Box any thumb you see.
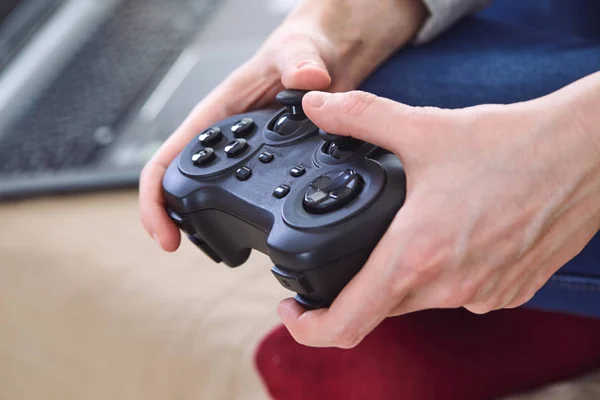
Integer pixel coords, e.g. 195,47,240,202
275,39,332,90
303,90,433,153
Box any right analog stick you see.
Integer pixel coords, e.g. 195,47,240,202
319,129,363,159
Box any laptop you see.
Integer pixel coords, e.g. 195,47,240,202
0,0,296,200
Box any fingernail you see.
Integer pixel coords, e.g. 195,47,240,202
152,233,163,250
305,91,329,109
296,60,321,70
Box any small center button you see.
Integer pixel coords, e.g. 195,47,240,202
231,118,255,138
290,166,306,177
236,166,252,181
192,148,215,166
224,139,249,157
198,127,222,146
259,152,274,163
273,184,290,198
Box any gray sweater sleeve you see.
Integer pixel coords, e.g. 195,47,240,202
414,0,492,44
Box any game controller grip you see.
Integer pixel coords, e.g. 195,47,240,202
179,209,260,267
272,248,372,309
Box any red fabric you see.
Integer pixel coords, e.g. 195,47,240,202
254,308,600,400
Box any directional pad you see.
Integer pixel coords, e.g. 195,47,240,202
303,169,364,214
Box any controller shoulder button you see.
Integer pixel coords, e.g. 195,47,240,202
271,265,313,295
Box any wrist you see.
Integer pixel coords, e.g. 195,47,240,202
289,0,427,81
548,71,600,160
314,0,427,46
542,71,600,225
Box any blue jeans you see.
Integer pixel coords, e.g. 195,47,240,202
359,1,600,319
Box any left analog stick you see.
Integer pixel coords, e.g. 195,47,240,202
274,90,309,136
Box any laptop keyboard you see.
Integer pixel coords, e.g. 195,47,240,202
0,0,221,176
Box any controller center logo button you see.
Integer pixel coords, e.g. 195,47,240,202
224,138,249,157
198,127,223,146
303,169,364,214
191,147,216,166
231,118,255,138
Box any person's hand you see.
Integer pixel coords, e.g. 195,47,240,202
139,0,427,251
278,73,600,348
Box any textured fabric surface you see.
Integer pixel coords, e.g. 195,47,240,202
415,0,491,43
255,309,600,400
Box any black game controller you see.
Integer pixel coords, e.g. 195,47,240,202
162,90,407,309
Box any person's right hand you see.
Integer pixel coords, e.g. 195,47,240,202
139,0,428,252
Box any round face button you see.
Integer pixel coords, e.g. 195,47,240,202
198,127,223,146
303,169,364,214
224,138,249,157
231,118,255,138
191,148,216,166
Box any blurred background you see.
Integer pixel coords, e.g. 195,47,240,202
0,0,298,200
0,1,298,399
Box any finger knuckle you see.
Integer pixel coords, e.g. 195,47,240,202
341,91,378,118
510,277,545,308
505,296,527,309
384,245,450,300
332,326,363,349
405,246,450,284
459,275,490,303
291,332,312,347
139,162,152,182
531,274,551,292
465,298,499,315
277,30,309,46
403,106,442,133
286,324,314,348
439,285,476,308
518,287,538,307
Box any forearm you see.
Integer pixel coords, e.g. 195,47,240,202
564,71,600,146
530,71,600,223
315,0,428,48
416,0,492,43
284,0,428,86
547,71,600,154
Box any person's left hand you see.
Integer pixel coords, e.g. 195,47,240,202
278,79,600,348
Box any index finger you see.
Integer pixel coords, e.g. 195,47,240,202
139,64,277,251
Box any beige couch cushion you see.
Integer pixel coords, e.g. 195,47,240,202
0,191,288,400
